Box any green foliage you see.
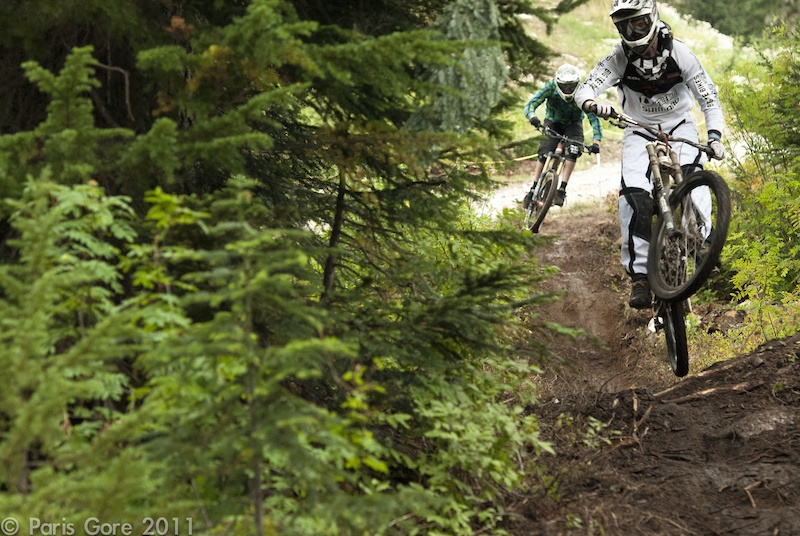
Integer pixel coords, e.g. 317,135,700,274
689,24,800,358
0,0,624,533
0,175,160,520
672,0,798,40
0,46,133,203
721,26,800,304
127,178,430,535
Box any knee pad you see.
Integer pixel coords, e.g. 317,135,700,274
566,143,581,160
621,188,654,241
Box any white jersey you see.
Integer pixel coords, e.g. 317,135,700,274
575,40,724,134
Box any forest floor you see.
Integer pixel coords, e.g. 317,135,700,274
489,148,800,535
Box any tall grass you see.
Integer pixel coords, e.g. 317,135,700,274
555,0,618,66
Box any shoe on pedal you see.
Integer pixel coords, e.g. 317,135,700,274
629,278,651,309
522,191,533,209
553,188,566,207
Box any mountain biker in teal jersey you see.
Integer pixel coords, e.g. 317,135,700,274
523,64,603,208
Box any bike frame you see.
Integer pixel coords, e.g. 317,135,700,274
523,125,595,233
529,135,565,195
612,112,714,212
527,126,589,202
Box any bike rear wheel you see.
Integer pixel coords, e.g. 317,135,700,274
648,170,730,302
659,299,689,377
525,169,558,233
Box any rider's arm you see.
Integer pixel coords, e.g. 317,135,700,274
586,112,603,142
676,42,725,138
575,45,625,114
523,82,552,122
691,70,725,139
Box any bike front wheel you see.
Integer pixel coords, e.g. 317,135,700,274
659,299,689,377
648,170,731,302
525,169,558,233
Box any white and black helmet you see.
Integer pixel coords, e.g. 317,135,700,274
554,64,581,101
610,0,660,56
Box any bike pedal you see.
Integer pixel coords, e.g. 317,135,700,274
648,316,664,333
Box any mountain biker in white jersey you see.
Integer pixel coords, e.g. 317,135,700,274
575,0,726,309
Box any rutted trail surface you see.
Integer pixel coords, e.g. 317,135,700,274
499,192,800,535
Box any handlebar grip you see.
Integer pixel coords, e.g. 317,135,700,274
586,101,618,120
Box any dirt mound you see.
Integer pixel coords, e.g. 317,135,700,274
508,205,800,535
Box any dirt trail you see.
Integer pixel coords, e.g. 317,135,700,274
495,163,800,535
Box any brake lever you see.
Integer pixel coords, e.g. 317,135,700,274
609,112,637,129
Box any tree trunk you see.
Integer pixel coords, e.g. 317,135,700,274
323,168,347,297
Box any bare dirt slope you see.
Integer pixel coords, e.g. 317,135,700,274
505,199,800,535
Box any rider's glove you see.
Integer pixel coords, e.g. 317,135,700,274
587,101,615,120
589,142,600,154
529,116,541,128
708,133,725,160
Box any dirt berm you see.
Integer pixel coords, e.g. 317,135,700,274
506,204,800,536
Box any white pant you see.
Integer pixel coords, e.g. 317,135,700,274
617,118,709,278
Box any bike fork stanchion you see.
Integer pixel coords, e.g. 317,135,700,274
647,145,678,235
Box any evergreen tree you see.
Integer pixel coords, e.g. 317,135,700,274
406,0,508,132
0,0,581,533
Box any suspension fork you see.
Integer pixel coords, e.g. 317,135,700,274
531,150,559,198
647,144,682,239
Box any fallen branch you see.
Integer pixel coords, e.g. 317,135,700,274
743,481,761,508
656,381,765,404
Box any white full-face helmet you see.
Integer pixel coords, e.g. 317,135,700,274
610,0,660,56
554,64,581,101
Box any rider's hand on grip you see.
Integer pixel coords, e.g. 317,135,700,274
708,138,725,160
529,116,541,128
589,142,600,154
591,101,615,120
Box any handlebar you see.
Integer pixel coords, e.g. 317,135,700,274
589,104,714,156
534,124,599,154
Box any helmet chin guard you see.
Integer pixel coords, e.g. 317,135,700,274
610,0,659,56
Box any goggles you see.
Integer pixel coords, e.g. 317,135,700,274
557,81,578,95
615,14,653,41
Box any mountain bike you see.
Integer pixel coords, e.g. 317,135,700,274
609,112,731,377
522,125,598,233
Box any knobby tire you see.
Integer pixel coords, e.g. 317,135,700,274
527,168,558,233
661,299,689,377
648,170,730,302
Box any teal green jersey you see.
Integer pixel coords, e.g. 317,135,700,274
524,80,602,141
